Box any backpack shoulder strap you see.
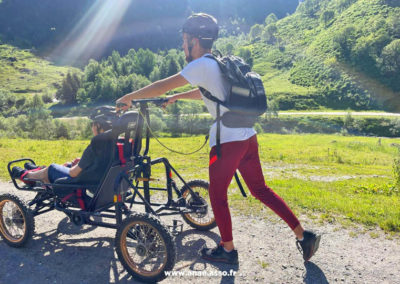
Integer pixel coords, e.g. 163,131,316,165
198,87,224,105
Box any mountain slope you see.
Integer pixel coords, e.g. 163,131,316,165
0,44,76,96
244,0,400,111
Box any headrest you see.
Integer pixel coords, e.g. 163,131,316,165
112,111,139,135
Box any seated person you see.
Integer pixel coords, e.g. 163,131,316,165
12,110,116,185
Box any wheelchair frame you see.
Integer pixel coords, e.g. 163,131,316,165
6,98,212,230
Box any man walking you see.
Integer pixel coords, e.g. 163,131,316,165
116,13,320,264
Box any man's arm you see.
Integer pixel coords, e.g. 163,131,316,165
116,73,189,109
164,88,202,106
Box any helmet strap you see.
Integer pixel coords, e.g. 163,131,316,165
186,36,195,62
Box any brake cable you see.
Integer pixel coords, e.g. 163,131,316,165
138,109,209,155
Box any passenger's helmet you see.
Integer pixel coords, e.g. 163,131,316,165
90,106,117,131
182,13,219,41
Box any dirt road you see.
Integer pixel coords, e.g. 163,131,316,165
0,181,399,284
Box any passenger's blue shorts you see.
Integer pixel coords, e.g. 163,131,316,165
48,164,71,183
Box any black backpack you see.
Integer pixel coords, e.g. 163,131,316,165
199,54,267,198
199,53,267,154
200,54,267,127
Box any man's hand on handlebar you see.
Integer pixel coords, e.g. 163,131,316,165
116,97,132,112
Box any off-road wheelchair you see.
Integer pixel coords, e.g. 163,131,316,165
0,98,216,283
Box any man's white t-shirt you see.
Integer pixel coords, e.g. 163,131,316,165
180,54,256,148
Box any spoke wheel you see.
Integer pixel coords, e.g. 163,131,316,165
0,194,35,247
115,213,176,283
180,180,216,231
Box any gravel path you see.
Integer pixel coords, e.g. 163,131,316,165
0,181,399,284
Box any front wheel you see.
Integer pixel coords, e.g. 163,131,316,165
180,180,216,231
115,213,176,283
0,194,35,247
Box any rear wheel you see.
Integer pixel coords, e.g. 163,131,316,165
0,194,35,247
180,180,216,231
115,213,176,283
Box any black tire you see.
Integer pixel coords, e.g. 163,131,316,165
0,194,35,247
180,180,216,231
115,213,176,283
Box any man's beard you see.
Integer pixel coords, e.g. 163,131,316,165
185,54,193,63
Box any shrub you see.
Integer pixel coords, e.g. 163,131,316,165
394,148,400,188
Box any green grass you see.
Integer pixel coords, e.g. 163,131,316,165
0,44,77,96
1,133,399,233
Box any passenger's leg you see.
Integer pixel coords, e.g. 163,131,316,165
26,164,71,184
25,167,50,183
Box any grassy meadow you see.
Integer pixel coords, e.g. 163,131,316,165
0,133,399,234
0,44,76,96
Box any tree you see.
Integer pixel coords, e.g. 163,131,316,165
159,55,181,79
108,50,122,75
56,72,81,104
333,26,356,60
249,24,263,42
379,39,400,91
265,13,278,26
388,14,400,38
55,120,69,139
135,48,155,77
84,59,101,82
336,0,356,12
320,10,335,27
298,0,320,17
226,43,234,55
262,23,278,44
149,66,160,82
237,48,253,67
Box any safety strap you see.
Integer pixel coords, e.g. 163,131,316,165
20,167,42,186
76,189,85,210
61,189,86,210
20,167,41,180
199,87,224,158
116,142,126,165
234,172,247,198
216,103,221,157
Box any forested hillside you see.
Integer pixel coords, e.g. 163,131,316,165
0,0,399,117
0,0,298,64
236,0,400,111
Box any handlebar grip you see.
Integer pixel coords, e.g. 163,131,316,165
116,102,128,108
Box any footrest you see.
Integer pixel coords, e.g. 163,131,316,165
167,219,183,236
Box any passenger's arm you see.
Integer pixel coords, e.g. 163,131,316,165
116,73,189,109
69,164,82,178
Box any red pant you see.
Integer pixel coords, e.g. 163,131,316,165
209,135,300,242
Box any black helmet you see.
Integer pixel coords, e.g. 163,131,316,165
182,13,218,41
90,106,117,131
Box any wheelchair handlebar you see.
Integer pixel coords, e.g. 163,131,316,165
131,97,168,107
